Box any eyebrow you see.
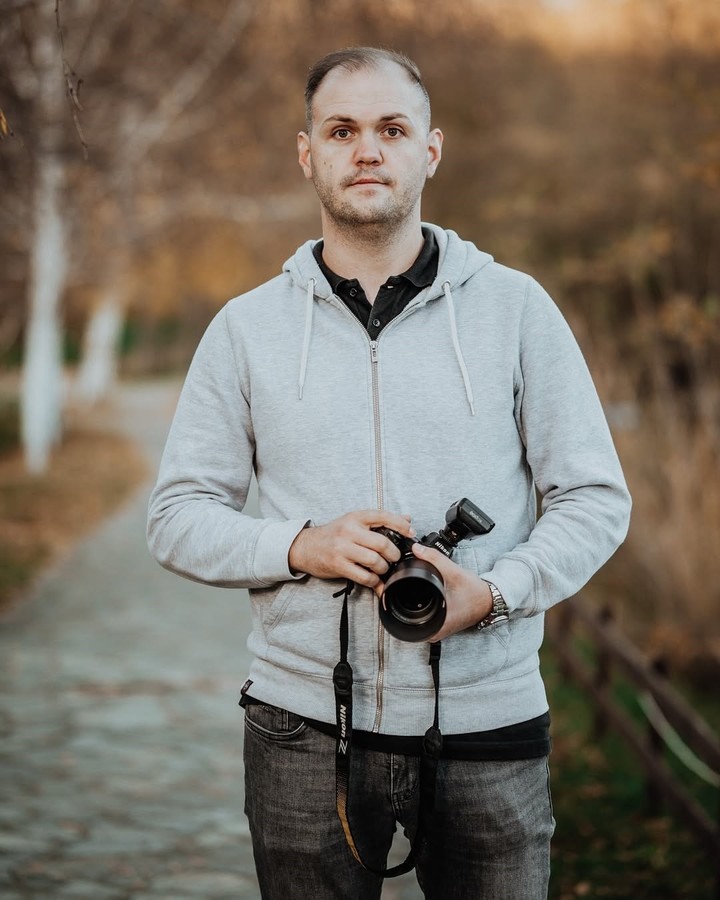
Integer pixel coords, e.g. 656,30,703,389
321,113,413,128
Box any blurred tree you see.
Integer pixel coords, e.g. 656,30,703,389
72,0,254,403
0,0,314,465
2,1,71,473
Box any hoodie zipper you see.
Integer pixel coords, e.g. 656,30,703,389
327,300,427,733
369,339,386,732
326,299,388,732
369,341,384,510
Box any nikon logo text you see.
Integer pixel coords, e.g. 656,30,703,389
339,703,348,754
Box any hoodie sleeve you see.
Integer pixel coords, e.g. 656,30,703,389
146,306,309,589
481,277,632,616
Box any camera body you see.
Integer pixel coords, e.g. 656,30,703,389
374,498,495,642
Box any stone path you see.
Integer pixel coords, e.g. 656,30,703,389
0,381,422,899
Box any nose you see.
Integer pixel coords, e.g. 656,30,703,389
354,130,382,166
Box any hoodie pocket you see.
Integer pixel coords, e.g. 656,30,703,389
442,620,511,686
259,579,344,675
263,581,304,634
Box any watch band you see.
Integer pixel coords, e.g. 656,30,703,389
477,581,510,630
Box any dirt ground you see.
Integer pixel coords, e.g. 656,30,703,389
0,389,149,613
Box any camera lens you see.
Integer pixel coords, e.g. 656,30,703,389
380,558,446,642
387,580,439,626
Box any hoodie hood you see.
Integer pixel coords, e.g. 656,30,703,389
282,223,495,302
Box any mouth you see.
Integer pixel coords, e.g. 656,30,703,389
347,176,390,187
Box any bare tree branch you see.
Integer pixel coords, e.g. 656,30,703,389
55,0,88,158
161,71,260,143
71,0,136,77
2,11,40,100
123,0,253,166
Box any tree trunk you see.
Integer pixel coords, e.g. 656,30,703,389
74,288,125,405
20,13,68,474
21,153,67,473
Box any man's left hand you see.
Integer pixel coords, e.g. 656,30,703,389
408,543,494,641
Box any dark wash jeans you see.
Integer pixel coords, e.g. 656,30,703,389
243,701,555,900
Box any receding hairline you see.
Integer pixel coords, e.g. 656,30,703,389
304,48,431,133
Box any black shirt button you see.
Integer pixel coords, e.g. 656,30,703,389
372,318,381,328
349,288,358,297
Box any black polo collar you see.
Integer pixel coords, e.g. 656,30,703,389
312,227,438,293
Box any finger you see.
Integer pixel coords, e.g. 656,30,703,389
357,509,417,538
344,563,383,590
353,546,391,576
363,530,402,564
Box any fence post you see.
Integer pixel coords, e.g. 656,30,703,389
555,601,574,679
592,605,613,741
645,655,669,817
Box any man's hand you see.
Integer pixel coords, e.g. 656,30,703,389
410,543,494,641
288,510,416,594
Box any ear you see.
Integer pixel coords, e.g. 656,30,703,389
426,128,443,178
297,131,313,180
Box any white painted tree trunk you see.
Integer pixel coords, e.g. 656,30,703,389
75,289,125,405
21,153,67,473
20,12,68,474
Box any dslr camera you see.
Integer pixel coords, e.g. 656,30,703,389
374,498,495,642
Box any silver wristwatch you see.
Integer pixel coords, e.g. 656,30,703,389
477,581,510,630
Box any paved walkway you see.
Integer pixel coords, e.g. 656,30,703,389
0,381,422,899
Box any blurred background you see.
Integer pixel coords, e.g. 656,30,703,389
1,0,719,896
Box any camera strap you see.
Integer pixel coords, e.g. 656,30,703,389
332,580,443,879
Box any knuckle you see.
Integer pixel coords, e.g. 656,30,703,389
386,544,401,562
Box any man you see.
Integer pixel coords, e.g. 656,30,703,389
147,47,631,899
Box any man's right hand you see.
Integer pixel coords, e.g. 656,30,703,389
288,509,416,595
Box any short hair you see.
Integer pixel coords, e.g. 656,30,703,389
304,47,431,132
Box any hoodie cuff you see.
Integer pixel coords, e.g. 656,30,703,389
253,518,312,583
480,556,537,617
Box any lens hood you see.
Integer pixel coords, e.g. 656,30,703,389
380,558,446,642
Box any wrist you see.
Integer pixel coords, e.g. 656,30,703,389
288,521,313,576
477,580,509,630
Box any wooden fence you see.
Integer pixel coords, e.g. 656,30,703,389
545,597,720,897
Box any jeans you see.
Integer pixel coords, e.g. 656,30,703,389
243,702,555,900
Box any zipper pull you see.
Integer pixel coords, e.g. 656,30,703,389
370,341,378,363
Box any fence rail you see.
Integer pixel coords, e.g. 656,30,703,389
545,597,720,896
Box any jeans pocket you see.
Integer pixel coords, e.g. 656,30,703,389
244,702,307,741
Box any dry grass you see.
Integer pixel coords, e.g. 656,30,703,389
611,406,720,671
582,329,720,681
0,426,147,613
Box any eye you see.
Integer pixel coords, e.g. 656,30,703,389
384,126,404,138
332,128,352,139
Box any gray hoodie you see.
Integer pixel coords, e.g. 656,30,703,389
147,224,631,736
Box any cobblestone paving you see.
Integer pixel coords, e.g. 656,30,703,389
0,382,423,900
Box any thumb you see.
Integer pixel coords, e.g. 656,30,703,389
411,541,453,573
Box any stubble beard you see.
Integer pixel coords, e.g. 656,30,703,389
312,171,427,239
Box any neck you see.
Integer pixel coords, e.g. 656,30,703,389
319,214,424,304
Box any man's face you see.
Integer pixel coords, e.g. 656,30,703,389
297,62,443,231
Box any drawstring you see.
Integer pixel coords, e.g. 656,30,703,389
298,278,316,399
298,276,475,416
442,281,476,416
